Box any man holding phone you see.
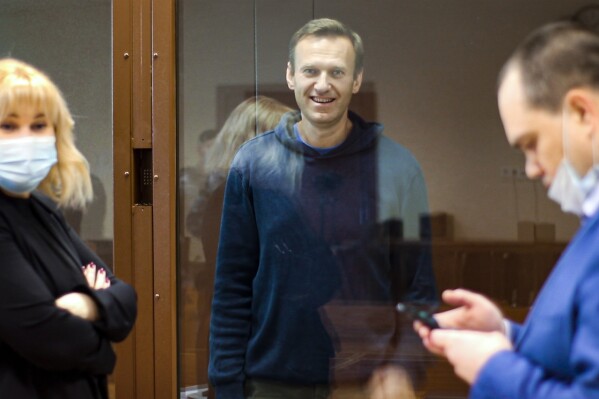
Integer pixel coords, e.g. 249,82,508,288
415,21,599,399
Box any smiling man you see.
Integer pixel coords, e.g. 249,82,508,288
286,33,362,147
208,18,437,399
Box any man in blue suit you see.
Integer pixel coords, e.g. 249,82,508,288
411,21,599,399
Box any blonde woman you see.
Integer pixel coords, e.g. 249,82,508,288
186,95,292,238
0,58,136,398
184,96,291,393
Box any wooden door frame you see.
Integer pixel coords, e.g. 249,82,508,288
113,0,177,398
152,0,178,397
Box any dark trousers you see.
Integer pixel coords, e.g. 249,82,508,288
245,379,330,399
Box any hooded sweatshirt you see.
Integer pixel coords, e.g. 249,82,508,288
209,110,436,398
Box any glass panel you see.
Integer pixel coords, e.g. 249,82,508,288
177,1,585,398
0,0,114,396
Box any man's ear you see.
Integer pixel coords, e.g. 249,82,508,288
286,62,294,90
352,70,364,94
564,88,598,139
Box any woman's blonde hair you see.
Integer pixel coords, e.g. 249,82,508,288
0,58,92,209
204,95,293,175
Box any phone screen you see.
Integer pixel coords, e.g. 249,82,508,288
396,302,440,329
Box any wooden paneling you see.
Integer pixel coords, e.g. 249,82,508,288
113,0,174,397
112,0,135,397
177,239,565,398
132,205,155,398
152,0,178,398
132,0,152,148
431,241,566,307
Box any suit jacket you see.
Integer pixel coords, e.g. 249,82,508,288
0,190,137,399
471,210,599,398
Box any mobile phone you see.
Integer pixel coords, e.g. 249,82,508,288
396,302,440,329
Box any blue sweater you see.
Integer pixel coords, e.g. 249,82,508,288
209,111,436,398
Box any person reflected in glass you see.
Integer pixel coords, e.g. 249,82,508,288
0,58,137,399
186,96,292,389
209,18,436,399
186,96,292,242
414,21,599,399
181,128,217,239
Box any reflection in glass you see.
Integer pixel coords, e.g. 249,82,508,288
177,1,583,398
180,96,292,397
203,16,438,399
209,106,437,395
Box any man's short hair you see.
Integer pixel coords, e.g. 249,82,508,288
288,18,364,78
499,21,599,112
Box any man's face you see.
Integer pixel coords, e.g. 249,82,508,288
286,35,362,131
498,68,565,188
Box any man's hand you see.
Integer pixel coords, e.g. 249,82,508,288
427,329,513,384
414,289,506,357
434,289,505,332
415,289,505,337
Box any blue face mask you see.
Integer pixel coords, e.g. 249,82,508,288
548,109,599,216
0,136,57,194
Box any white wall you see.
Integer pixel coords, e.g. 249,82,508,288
178,0,586,241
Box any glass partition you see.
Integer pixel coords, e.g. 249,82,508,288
177,1,587,398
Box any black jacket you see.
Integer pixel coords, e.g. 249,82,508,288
0,190,137,399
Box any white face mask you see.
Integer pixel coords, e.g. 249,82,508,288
0,136,57,194
548,159,587,215
547,109,598,216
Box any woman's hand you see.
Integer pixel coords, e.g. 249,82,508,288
55,292,100,321
54,262,110,321
82,262,111,290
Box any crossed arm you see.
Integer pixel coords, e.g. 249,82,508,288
0,222,136,373
55,261,111,321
